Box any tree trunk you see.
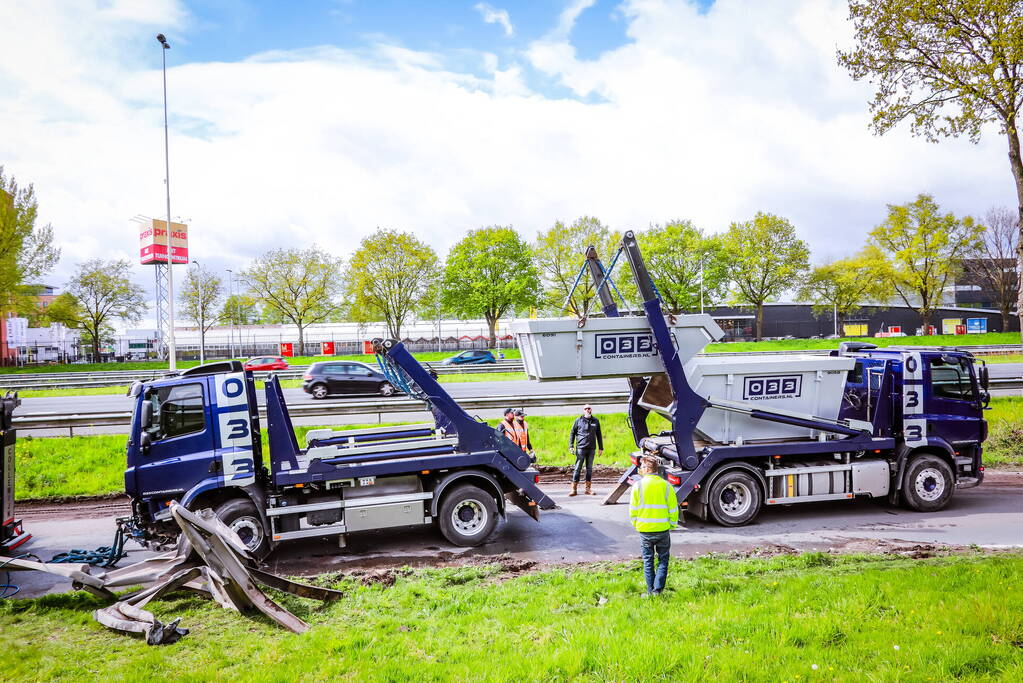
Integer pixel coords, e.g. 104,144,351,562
1006,119,1023,344
1001,307,1010,334
755,302,764,341
297,324,304,358
486,312,497,349
920,309,931,335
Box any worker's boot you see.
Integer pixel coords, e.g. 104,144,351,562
585,481,594,495
569,481,578,497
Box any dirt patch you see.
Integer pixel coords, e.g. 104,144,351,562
536,465,625,483
18,495,130,521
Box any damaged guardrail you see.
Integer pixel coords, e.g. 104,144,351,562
2,502,343,643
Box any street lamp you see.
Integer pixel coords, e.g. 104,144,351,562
699,255,706,314
226,268,236,359
157,33,177,371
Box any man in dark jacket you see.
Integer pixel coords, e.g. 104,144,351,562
568,405,603,496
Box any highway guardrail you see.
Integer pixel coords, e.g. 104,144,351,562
12,379,1023,436
11,390,629,436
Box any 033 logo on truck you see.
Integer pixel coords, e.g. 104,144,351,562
215,373,256,487
743,375,802,401
594,333,656,359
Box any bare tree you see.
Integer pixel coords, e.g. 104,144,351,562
965,207,1019,330
180,263,224,364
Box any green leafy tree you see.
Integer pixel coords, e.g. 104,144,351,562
240,246,345,353
866,194,984,332
179,263,224,363
0,166,60,314
723,212,810,340
441,226,542,346
837,0,1023,335
798,254,891,334
533,216,634,318
219,293,261,326
639,220,730,314
51,259,147,360
345,229,439,340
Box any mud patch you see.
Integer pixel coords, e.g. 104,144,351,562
536,465,624,483
822,538,951,558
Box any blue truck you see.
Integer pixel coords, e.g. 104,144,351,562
122,339,554,556
579,233,989,525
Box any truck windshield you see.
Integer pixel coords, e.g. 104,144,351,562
147,383,206,441
928,357,975,401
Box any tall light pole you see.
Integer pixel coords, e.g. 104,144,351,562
157,33,177,371
226,268,236,359
699,255,706,314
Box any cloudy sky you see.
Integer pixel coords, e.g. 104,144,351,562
1,0,1015,304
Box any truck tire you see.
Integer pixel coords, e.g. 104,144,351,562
215,498,270,558
379,382,395,397
310,383,329,399
707,470,763,526
901,454,954,512
438,484,498,546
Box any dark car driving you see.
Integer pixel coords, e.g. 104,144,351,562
302,361,395,399
441,349,497,365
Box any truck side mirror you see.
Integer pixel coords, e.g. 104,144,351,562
139,430,152,451
979,364,989,391
140,400,154,430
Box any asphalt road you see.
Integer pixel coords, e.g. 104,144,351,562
10,471,1023,598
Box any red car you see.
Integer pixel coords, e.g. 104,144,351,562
243,356,289,371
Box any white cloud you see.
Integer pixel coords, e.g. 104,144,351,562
553,0,597,39
0,0,1014,310
474,3,514,37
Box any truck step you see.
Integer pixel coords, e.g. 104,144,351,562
267,491,433,517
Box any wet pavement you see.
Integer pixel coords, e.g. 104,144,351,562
9,472,1023,598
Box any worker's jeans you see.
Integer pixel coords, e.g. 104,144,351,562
572,448,595,482
640,530,671,593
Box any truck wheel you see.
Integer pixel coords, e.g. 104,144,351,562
438,484,498,546
901,454,954,512
215,498,270,558
707,470,762,526
379,382,395,397
310,383,328,399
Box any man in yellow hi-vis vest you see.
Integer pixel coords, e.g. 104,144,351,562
629,455,680,595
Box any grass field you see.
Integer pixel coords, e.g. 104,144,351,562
984,354,1023,364
12,413,641,500
0,349,522,376
1,552,1021,680
13,402,1021,501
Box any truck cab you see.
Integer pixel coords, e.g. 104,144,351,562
836,343,987,483
125,348,555,556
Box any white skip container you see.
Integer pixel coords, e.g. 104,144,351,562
639,354,856,443
511,314,724,381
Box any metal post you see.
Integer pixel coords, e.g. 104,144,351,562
157,34,177,371
834,302,838,337
700,256,705,314
226,269,235,359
